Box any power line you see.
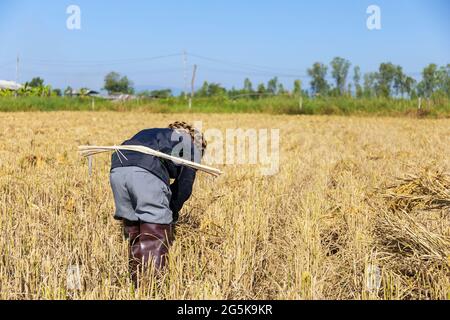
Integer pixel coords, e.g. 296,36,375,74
198,66,308,79
21,53,183,67
15,67,184,77
2,51,429,91
188,52,307,75
188,53,427,80
0,61,15,70
8,52,425,78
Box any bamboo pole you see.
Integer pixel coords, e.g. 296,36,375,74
78,145,223,177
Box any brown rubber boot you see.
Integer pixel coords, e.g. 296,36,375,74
134,222,174,272
122,220,140,285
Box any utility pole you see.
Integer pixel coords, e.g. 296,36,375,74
189,64,197,109
16,54,20,84
15,53,20,98
183,50,188,99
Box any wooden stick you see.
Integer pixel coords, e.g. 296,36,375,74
88,155,93,176
78,145,223,177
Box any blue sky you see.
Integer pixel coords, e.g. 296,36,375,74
0,0,448,91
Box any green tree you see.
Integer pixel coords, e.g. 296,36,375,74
120,76,134,94
195,82,226,97
257,83,266,97
151,89,172,98
307,62,329,96
293,80,302,96
207,83,227,97
243,78,254,94
330,57,351,95
64,86,73,97
138,90,151,97
267,77,279,95
393,65,407,97
363,72,378,98
196,81,209,97
278,83,286,95
103,72,134,94
140,89,172,98
53,88,62,97
228,86,240,98
29,77,45,88
417,64,439,98
353,66,363,98
404,76,417,99
436,64,450,97
376,62,397,98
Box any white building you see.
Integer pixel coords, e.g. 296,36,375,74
0,80,22,91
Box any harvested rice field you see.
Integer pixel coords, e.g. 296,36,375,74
0,112,449,300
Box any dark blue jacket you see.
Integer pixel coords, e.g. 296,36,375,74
111,128,201,218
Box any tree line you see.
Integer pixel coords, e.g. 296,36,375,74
194,59,449,100
2,58,448,100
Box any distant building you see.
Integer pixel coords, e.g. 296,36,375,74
104,93,137,101
0,80,22,91
66,89,100,97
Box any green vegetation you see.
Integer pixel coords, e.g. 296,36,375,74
0,95,448,117
0,58,449,116
0,77,55,97
0,97,111,111
103,72,134,95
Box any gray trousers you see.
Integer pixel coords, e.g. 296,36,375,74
110,166,173,224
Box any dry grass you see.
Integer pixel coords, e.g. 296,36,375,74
0,112,448,300
373,170,450,299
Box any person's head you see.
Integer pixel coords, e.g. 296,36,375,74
168,121,207,157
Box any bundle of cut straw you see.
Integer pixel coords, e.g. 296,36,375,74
78,145,223,177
